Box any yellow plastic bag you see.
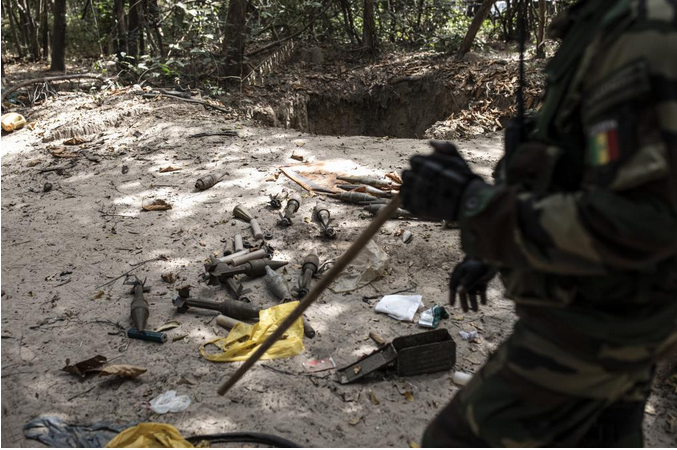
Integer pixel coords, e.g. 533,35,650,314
105,423,193,448
1,112,27,132
200,302,305,362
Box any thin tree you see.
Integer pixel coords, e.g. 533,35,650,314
222,0,247,78
40,0,49,58
362,0,377,54
50,0,66,71
4,0,26,58
456,0,495,59
535,0,546,58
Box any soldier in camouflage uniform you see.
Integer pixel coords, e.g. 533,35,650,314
401,0,677,446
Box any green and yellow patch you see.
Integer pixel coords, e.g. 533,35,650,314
587,120,620,166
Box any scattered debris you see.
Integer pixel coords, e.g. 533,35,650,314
43,182,53,193
155,320,180,332
158,166,181,173
99,364,147,379
121,165,129,174
348,416,362,426
368,390,380,405
459,330,478,340
62,355,108,378
402,230,413,244
369,331,386,346
452,371,472,386
149,390,191,414
23,416,128,448
418,305,449,329
141,199,172,211
161,273,175,283
331,240,388,293
63,137,86,146
1,112,26,132
375,294,423,322
303,357,336,373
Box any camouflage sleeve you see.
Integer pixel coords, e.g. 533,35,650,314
460,12,677,275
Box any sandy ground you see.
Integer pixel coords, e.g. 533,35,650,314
1,91,675,447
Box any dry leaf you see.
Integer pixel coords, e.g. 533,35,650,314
404,390,414,402
161,273,175,283
99,364,147,379
26,159,42,167
64,137,86,145
63,355,107,377
27,122,37,130
410,441,420,448
348,416,362,426
50,147,78,158
155,320,180,332
172,334,187,342
645,404,657,415
92,290,105,300
291,152,304,162
142,199,172,211
368,390,380,405
159,166,181,173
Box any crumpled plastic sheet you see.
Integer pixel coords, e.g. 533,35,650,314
24,416,132,448
374,294,423,322
106,423,193,448
330,240,389,293
149,390,191,414
200,302,305,362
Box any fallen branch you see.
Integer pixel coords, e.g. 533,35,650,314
1,73,111,102
138,92,231,114
93,256,164,290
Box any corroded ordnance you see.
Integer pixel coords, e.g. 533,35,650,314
336,175,392,189
314,202,336,238
328,192,379,204
337,184,392,198
195,172,226,191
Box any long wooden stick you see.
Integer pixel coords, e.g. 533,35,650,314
217,194,401,395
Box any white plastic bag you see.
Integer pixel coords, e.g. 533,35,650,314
374,294,423,322
330,240,389,293
149,390,191,414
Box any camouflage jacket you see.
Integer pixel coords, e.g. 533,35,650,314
459,0,677,368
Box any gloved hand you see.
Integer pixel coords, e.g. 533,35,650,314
401,141,480,221
449,257,497,312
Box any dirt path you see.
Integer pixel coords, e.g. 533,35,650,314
1,91,674,447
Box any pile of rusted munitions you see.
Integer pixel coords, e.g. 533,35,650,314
174,203,324,339
328,175,411,219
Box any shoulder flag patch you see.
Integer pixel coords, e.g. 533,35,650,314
587,120,619,166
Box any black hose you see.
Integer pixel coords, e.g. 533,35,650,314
186,431,301,448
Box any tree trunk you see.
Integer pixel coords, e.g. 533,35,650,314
415,0,425,32
114,0,127,59
222,0,247,79
5,0,26,58
362,0,377,55
40,0,49,58
128,0,141,61
536,0,546,58
456,0,495,59
146,0,165,57
50,0,66,71
17,0,41,60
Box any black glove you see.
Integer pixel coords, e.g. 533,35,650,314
401,141,480,221
449,258,497,312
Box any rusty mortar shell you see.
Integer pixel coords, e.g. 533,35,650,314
216,314,245,330
233,204,254,221
230,248,268,267
195,172,226,191
298,253,320,298
314,203,336,238
205,249,249,271
264,265,292,301
233,234,244,252
250,219,264,240
328,192,379,204
337,184,391,198
302,318,316,339
336,175,392,189
364,203,413,218
280,193,302,226
213,259,288,278
125,277,150,332
172,287,260,320
127,328,167,343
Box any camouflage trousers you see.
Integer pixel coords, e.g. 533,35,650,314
422,320,654,447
